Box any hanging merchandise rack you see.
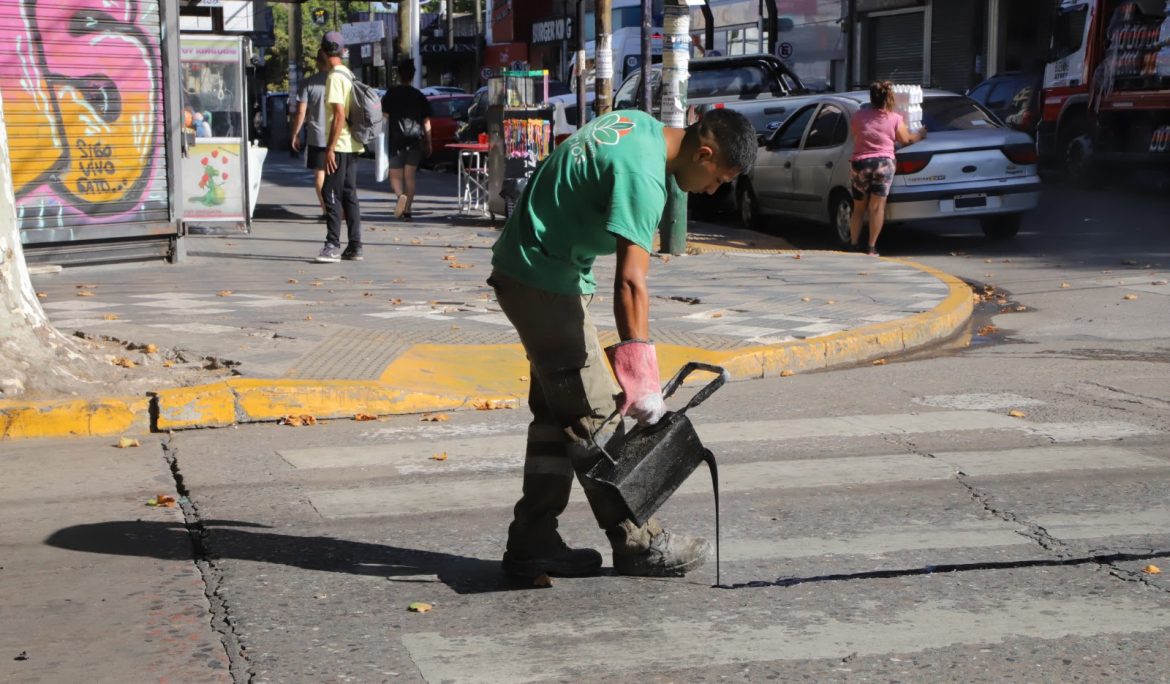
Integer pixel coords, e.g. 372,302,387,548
487,70,555,219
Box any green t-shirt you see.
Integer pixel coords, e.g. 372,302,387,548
491,110,668,295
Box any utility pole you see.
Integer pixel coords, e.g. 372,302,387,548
658,0,690,254
845,0,857,90
640,0,652,112
398,0,411,75
289,2,303,98
474,0,483,88
412,0,422,87
576,0,587,127
596,0,613,115
446,0,455,50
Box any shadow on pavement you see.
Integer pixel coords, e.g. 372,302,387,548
45,520,523,595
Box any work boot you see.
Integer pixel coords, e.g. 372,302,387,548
610,522,712,577
502,539,603,580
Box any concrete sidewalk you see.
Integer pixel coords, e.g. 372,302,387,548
4,154,974,438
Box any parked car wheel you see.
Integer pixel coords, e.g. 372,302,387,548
980,214,1021,240
736,179,761,230
829,190,853,247
1064,134,1097,186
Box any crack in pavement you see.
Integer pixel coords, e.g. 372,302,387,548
162,438,254,683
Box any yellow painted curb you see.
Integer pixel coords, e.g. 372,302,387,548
0,396,150,439
1,257,971,438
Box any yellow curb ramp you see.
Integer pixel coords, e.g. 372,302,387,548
1,257,971,439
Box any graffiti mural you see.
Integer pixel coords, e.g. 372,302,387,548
0,0,167,233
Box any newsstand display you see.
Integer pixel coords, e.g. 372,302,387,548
486,70,555,219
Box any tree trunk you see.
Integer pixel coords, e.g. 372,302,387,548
0,90,97,397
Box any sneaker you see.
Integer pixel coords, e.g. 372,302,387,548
394,194,407,218
314,244,341,263
612,531,711,577
502,541,603,580
867,246,880,257
341,245,363,261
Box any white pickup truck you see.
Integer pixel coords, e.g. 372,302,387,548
613,54,822,142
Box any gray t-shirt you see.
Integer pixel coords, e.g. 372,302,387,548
297,71,329,148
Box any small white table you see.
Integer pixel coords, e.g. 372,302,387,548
448,143,490,218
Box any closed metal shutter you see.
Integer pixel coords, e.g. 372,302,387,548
0,1,173,246
930,0,980,92
866,12,925,84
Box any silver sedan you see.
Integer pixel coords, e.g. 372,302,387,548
738,90,1041,244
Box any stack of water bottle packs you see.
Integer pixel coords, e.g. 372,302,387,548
891,84,924,135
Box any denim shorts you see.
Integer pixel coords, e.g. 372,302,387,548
850,157,895,200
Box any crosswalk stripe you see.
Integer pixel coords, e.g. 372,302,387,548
400,595,1170,683
279,410,1158,471
307,445,1166,519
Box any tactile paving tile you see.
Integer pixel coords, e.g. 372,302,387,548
284,327,411,379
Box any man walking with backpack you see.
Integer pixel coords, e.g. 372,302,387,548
314,32,364,263
380,60,433,220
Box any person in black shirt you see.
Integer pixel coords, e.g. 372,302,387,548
381,60,433,220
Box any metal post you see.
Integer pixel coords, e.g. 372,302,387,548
701,0,714,51
764,0,778,56
596,0,613,115
576,0,587,127
658,1,690,255
846,0,857,90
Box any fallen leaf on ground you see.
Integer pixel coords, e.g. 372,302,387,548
1153,280,1169,286
711,312,723,318
826,299,837,305
76,283,98,289
1014,305,1027,312
872,359,887,366
1122,294,1138,300
1060,282,1070,289
1144,564,1162,574
112,357,136,368
519,375,529,381
442,255,457,261
410,239,422,245
288,278,299,284
103,313,119,321
1008,409,1027,418
313,593,328,599
144,344,158,354
392,278,405,284
801,297,812,302
363,292,373,297
280,414,318,427
311,281,324,287
390,298,403,304
353,413,378,421
431,452,448,461
304,315,313,321
779,370,795,377
283,293,296,299
532,574,553,588
408,602,433,612
660,255,671,264
115,437,140,449
449,262,474,269
216,290,233,297
420,413,450,422
792,253,802,260
473,399,513,411
76,290,95,297
162,360,175,368
36,292,47,299
146,494,176,507
976,325,999,336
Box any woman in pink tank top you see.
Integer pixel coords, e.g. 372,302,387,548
848,81,926,256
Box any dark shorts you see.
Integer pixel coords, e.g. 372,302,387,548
306,145,327,171
850,157,896,200
388,142,424,170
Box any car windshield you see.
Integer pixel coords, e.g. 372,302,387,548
689,65,771,99
922,97,1002,132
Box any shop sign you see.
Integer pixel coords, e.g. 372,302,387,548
342,20,385,46
856,0,924,12
532,16,573,44
421,38,479,55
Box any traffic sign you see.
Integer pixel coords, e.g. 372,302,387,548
312,8,328,27
779,42,794,60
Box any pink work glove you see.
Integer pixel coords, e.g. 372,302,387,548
605,340,667,426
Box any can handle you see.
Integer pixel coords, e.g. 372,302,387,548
661,362,729,415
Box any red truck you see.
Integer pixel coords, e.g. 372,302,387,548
1039,0,1170,179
